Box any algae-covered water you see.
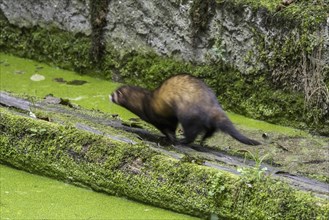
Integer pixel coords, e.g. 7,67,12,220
0,165,198,219
0,52,134,119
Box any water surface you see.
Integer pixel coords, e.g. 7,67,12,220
0,165,198,219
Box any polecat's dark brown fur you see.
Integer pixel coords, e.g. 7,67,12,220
110,74,261,145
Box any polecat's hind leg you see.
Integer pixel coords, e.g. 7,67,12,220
200,128,216,146
179,120,203,145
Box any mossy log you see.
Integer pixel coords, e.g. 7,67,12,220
0,92,328,219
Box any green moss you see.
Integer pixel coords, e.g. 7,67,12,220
210,172,329,219
1,107,329,219
218,0,281,11
219,0,328,23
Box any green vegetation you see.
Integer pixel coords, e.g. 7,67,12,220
0,165,197,220
1,108,328,219
221,0,328,17
210,168,328,220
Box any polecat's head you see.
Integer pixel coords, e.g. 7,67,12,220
110,86,128,105
110,85,152,120
110,85,146,104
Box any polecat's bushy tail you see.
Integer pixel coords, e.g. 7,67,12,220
217,118,261,146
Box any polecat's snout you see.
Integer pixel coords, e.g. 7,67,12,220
109,93,116,103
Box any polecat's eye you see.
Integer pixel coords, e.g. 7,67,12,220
117,90,123,96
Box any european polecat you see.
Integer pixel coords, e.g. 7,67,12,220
110,74,261,145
